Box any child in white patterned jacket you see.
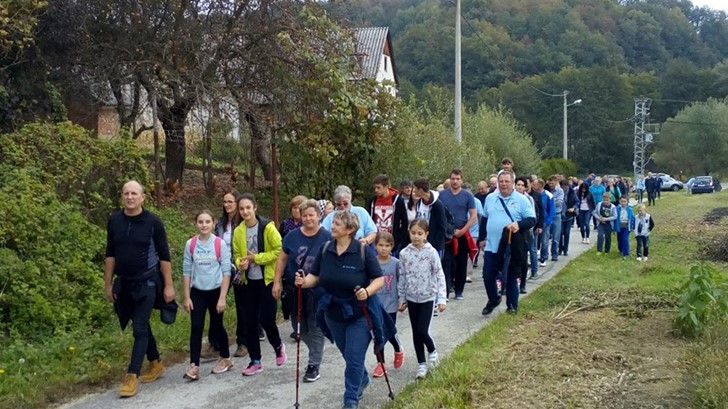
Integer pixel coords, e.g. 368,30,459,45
397,219,447,380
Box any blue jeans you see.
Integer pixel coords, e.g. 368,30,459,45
538,225,550,262
636,236,650,257
123,278,160,375
325,314,371,406
482,251,519,310
549,216,562,259
560,218,574,255
597,223,612,253
577,211,591,239
617,228,630,256
529,230,538,274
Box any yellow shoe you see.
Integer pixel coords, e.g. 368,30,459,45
118,373,138,397
140,359,165,383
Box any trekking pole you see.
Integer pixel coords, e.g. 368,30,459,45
294,275,303,409
500,230,512,300
354,286,395,400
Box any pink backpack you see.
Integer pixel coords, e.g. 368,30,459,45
189,235,222,261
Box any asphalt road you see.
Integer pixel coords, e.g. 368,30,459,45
60,231,591,409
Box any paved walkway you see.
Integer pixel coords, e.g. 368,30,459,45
61,230,591,409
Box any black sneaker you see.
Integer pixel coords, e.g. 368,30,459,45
481,302,500,315
519,287,527,294
303,365,320,382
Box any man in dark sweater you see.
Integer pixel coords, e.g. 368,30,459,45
104,180,175,398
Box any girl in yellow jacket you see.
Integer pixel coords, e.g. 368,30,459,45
233,193,285,376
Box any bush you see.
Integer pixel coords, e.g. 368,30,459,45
0,121,148,225
673,263,728,338
541,158,577,178
0,169,108,341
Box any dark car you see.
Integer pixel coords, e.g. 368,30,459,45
689,176,720,194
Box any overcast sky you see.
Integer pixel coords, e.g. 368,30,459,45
691,0,728,12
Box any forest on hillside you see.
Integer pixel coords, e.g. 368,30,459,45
330,0,728,173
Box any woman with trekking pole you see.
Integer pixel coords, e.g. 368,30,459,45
295,210,396,409
273,199,332,385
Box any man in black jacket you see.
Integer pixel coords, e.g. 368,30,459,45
104,180,175,398
412,178,448,255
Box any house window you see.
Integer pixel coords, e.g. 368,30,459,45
384,56,388,72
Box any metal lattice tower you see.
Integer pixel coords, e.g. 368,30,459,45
633,97,654,179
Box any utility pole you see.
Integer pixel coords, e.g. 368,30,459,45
633,97,657,179
454,0,462,143
563,91,568,160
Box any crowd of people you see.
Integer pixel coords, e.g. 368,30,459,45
104,164,658,408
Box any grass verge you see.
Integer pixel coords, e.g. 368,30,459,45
385,191,728,409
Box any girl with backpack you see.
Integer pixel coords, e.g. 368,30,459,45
182,210,233,380
233,193,285,376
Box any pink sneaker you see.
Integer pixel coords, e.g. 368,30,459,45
275,344,287,366
241,362,263,376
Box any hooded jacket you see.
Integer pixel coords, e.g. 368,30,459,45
397,242,447,305
232,215,282,286
414,190,448,252
366,187,409,251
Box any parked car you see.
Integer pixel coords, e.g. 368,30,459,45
659,175,683,191
688,176,721,194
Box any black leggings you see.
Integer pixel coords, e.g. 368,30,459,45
407,300,436,364
244,279,282,362
190,287,229,365
379,312,402,362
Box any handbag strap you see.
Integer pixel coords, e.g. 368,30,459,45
498,197,515,223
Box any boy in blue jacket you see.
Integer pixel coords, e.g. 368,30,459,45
613,196,635,259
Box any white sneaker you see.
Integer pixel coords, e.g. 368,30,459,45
586,238,590,244
415,364,428,379
539,261,546,267
636,257,642,261
643,257,648,261
428,351,439,368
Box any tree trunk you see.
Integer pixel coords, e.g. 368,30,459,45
246,111,273,181
158,99,193,185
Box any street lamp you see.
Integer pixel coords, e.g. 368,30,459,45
563,91,582,160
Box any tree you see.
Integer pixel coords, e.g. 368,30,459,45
41,0,315,185
0,0,66,132
268,6,400,198
654,99,728,176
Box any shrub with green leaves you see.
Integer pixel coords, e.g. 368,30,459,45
0,121,148,224
674,263,728,338
0,121,149,343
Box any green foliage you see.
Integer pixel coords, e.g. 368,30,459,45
655,98,728,177
673,263,728,338
191,120,248,166
0,121,148,224
541,158,577,178
274,6,400,198
0,120,148,344
372,91,541,186
0,169,107,342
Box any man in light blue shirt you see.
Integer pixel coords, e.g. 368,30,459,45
321,185,377,244
478,172,536,315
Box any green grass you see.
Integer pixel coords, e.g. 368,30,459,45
385,191,728,408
